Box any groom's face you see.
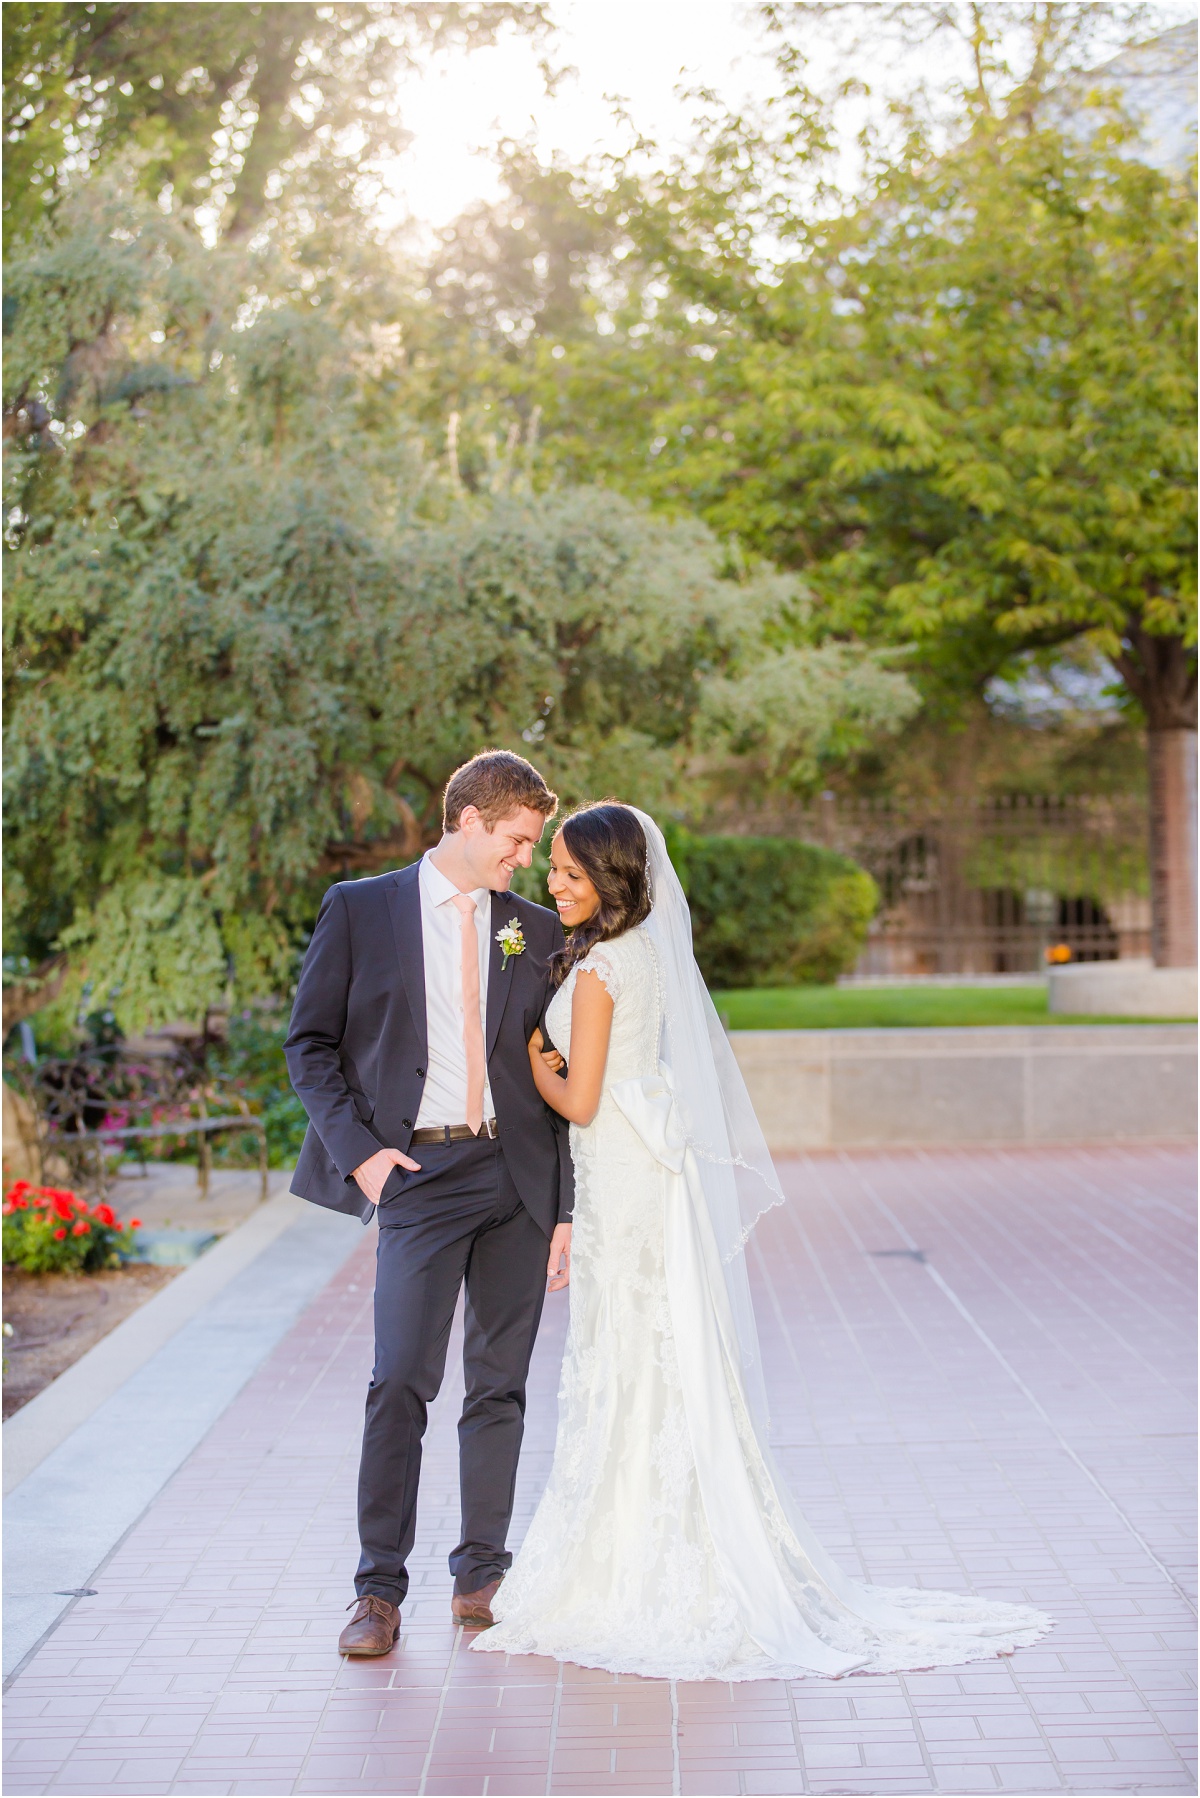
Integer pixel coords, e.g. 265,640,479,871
458,805,547,891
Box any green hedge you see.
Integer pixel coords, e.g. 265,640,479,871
670,830,878,988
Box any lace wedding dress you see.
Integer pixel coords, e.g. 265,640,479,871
472,918,1050,1683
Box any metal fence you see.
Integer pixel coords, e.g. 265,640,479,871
708,795,1151,978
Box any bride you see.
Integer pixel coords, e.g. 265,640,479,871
472,802,1050,1682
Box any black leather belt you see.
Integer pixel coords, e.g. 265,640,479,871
409,1119,499,1145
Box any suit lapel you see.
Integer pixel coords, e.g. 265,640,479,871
386,863,427,1054
486,891,517,1060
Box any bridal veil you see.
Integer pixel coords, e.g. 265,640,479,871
626,807,784,1437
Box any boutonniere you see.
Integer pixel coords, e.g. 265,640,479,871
496,917,526,971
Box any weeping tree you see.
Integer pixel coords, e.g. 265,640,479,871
3,182,918,1036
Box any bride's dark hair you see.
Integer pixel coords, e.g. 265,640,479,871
550,802,651,987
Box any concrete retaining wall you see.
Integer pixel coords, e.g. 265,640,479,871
1048,960,1197,1017
730,1024,1197,1152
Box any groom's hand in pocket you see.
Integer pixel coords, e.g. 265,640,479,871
547,1221,572,1291
352,1146,421,1204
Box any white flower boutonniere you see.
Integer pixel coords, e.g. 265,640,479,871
496,917,526,972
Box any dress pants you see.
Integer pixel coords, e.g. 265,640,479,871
355,1133,549,1605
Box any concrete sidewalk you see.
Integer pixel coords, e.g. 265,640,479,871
3,1188,364,1674
3,1145,1195,1797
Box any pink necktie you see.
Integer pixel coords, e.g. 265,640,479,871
451,893,486,1134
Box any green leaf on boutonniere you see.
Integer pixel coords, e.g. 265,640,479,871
496,917,525,971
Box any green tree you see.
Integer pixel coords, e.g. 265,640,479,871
3,1,546,247
3,181,915,1033
443,9,1195,960
654,127,1194,960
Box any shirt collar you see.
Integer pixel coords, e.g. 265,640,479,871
420,852,490,914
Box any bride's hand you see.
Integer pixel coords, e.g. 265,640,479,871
547,1221,572,1291
529,1027,565,1074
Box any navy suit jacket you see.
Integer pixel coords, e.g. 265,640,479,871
283,863,573,1236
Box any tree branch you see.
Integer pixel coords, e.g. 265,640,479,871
3,954,68,1039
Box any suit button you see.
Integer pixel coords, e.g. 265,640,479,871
416,1067,425,1077
402,1118,412,1129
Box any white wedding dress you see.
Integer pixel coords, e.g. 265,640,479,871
473,855,1051,1682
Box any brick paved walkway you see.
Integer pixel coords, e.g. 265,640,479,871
4,1145,1195,1797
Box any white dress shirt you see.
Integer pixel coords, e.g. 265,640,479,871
414,852,495,1129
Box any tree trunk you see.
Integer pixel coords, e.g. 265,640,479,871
1148,727,1197,967
222,11,306,242
1113,623,1198,969
2,954,67,1039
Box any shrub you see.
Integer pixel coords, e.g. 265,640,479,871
2,1182,141,1274
672,831,878,988
207,1010,309,1168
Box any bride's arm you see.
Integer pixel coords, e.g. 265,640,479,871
528,970,613,1126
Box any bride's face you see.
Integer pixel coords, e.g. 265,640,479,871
547,830,602,929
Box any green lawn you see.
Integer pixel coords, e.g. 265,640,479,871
712,984,1193,1030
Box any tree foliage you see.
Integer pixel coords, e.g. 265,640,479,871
407,7,1196,734
10,1,1190,1023
3,1,547,247
3,178,914,1027
633,113,1195,726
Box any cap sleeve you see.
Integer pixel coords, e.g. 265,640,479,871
576,943,623,1003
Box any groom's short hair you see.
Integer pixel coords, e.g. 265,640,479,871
443,750,558,833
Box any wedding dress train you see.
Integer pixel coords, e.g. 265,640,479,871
473,912,1050,1682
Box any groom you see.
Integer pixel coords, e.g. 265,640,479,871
284,749,572,1654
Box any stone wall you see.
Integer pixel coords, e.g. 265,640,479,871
731,1024,1197,1152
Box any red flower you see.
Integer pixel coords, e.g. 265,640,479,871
72,1220,91,1236
6,1181,31,1203
53,1227,67,1240
51,1196,74,1222
94,1204,116,1228
128,1218,142,1230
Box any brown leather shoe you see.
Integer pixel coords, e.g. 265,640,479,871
339,1594,400,1655
451,1576,503,1628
